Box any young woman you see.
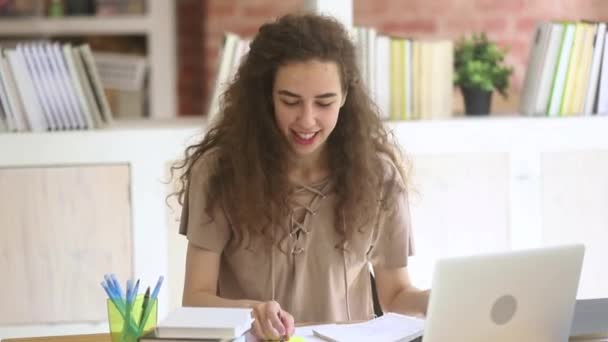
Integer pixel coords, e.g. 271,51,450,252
175,13,429,341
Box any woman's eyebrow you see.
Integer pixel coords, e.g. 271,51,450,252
277,90,337,99
314,93,337,99
277,90,300,98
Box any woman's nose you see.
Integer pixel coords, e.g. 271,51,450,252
297,103,315,127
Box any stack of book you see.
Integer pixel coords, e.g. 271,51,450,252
206,29,453,122
353,27,453,121
140,307,253,342
0,42,113,132
520,21,608,117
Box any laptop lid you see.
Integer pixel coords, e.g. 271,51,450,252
423,244,585,342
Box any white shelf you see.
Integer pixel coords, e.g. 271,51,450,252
386,115,608,153
0,16,151,36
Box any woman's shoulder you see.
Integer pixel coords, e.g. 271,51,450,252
377,151,407,187
190,148,222,182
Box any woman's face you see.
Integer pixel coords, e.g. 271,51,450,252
272,59,346,160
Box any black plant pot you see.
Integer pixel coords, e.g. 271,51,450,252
462,87,493,115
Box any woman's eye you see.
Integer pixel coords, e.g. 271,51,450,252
282,100,299,106
317,102,333,107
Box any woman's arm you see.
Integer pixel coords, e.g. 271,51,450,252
373,266,430,317
182,242,295,339
182,242,260,308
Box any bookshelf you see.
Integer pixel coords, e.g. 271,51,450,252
0,16,150,35
0,1,176,119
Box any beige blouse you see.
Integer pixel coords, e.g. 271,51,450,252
179,152,414,323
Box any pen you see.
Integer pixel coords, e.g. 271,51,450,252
132,278,140,313
139,287,151,329
125,279,134,330
101,281,122,311
110,274,125,300
138,276,164,335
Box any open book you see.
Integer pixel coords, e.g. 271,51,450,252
312,312,424,342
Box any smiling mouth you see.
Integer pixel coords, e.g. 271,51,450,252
291,130,318,145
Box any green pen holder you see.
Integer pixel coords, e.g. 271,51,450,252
107,295,158,342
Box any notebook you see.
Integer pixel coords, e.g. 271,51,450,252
155,307,253,340
312,312,424,342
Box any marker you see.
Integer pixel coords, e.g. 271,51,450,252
151,276,164,299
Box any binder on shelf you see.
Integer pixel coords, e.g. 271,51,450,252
68,45,105,127
206,32,246,124
5,47,48,131
0,50,28,131
63,44,100,128
79,44,114,126
523,20,608,117
597,31,608,114
534,23,565,116
0,41,115,132
583,23,607,115
21,44,59,130
547,22,576,117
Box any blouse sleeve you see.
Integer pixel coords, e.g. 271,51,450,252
178,153,230,253
368,157,415,268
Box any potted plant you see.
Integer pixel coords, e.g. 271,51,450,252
454,33,513,115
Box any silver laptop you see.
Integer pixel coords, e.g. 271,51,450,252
423,244,585,342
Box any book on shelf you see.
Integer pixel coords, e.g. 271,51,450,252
206,32,250,124
521,20,608,117
206,28,454,123
153,306,252,341
93,50,147,119
0,41,114,133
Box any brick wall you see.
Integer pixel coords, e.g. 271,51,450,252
177,0,204,115
177,0,608,115
200,0,303,115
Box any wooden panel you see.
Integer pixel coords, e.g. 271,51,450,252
541,151,608,299
407,153,511,287
0,165,132,324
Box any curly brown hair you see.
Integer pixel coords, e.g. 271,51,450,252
173,13,407,245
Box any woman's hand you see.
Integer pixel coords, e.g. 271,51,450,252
251,300,295,340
